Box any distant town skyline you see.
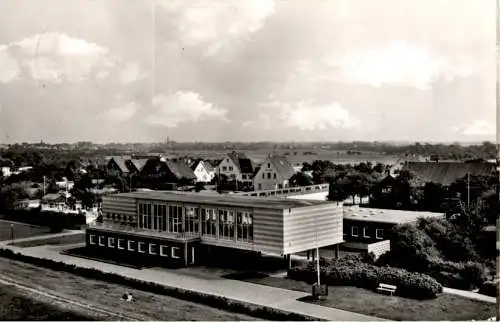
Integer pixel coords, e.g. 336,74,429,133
0,0,496,144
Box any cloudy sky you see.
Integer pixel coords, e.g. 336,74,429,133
0,0,495,143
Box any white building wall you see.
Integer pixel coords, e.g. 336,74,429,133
253,159,287,191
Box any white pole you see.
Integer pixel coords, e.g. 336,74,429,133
316,247,320,286
496,0,500,320
467,172,470,209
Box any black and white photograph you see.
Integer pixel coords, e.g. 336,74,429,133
0,0,498,321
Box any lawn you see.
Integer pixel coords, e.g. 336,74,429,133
0,219,50,242
0,257,259,321
12,233,85,247
0,284,93,321
224,273,496,321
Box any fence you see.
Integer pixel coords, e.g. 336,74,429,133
88,221,201,241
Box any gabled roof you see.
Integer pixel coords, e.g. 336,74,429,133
190,159,202,171
107,156,130,173
268,155,295,179
191,159,214,172
402,161,496,186
202,161,215,172
227,151,254,174
164,159,196,180
128,158,149,172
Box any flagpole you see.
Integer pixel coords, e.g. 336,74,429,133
496,1,499,320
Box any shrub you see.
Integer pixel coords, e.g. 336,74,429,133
289,257,442,299
478,281,498,297
0,248,319,321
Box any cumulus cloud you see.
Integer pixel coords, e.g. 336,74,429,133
147,91,227,127
159,0,275,55
103,102,139,123
0,32,118,83
253,100,360,131
281,101,360,130
453,120,495,136
323,41,474,90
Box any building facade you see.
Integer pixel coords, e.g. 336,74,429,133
191,160,215,183
86,191,344,267
216,152,254,183
253,155,295,191
342,206,445,251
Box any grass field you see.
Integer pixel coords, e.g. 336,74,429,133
0,284,93,321
12,233,85,247
0,220,50,242
224,274,496,321
0,257,259,321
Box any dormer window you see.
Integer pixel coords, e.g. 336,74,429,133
267,163,271,168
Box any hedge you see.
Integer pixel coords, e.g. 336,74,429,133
0,248,320,321
377,252,488,290
478,281,498,297
288,257,442,299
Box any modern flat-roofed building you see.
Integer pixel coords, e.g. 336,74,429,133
86,191,343,267
342,206,445,255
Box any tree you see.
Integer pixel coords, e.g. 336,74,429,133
421,182,446,212
289,172,313,187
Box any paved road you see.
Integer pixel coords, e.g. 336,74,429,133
1,243,385,321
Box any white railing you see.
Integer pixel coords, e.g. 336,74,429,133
235,183,329,198
88,221,201,241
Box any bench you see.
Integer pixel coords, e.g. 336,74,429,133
377,283,397,296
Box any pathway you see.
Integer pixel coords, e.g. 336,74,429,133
0,243,385,321
443,287,496,304
0,230,84,246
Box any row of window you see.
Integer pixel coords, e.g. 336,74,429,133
88,234,187,259
135,202,254,242
345,226,385,240
261,172,277,180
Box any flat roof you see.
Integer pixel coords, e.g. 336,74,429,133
110,191,331,210
343,206,444,225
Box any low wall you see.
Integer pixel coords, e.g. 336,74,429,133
367,240,391,259
341,240,390,259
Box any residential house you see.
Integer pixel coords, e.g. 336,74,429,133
141,158,196,185
216,151,255,183
253,155,295,191
106,156,130,176
41,193,67,210
126,158,149,174
55,178,75,191
401,161,497,186
191,159,216,183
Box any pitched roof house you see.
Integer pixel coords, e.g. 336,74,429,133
402,161,496,186
253,155,295,191
106,156,130,175
127,158,149,174
191,159,216,183
141,158,196,183
216,151,255,182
